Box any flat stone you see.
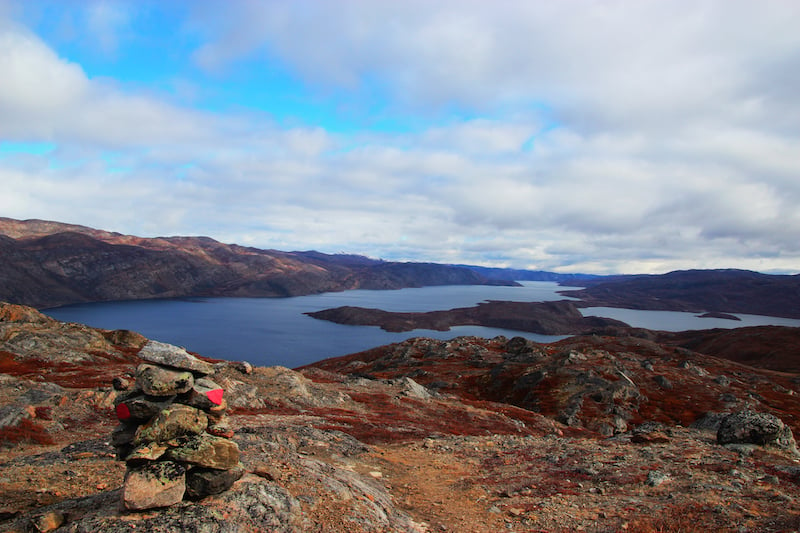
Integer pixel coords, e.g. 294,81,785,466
208,396,228,415
185,463,245,500
135,364,194,397
631,431,670,444
137,340,215,375
227,360,253,374
115,393,174,421
30,510,65,532
122,460,186,510
166,434,240,470
134,404,208,446
124,442,168,463
179,378,225,411
207,414,234,438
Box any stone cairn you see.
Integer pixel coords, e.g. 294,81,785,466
111,341,243,510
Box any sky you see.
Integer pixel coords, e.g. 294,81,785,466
1,0,799,275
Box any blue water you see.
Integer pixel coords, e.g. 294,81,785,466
580,307,800,331
44,282,573,367
44,282,800,368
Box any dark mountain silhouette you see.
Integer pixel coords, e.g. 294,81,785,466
0,217,515,308
559,268,800,318
461,264,602,283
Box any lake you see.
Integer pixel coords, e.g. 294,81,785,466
44,282,800,368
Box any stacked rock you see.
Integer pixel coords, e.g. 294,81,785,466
111,340,243,510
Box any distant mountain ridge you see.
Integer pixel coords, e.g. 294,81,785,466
2,218,799,320
560,268,800,319
0,217,516,308
458,264,602,283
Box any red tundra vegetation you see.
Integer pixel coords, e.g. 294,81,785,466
2,302,800,531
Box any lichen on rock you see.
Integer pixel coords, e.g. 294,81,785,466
717,409,798,453
108,341,244,510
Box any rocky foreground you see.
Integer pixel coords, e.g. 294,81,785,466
2,303,800,532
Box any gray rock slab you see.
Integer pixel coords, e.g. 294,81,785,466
138,340,215,375
124,442,168,463
185,463,245,500
135,363,194,397
115,393,174,421
179,377,225,411
166,434,240,470
134,404,208,446
111,423,138,448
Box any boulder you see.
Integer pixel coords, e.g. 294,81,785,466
396,377,434,400
122,460,186,510
166,434,240,470
115,393,174,422
137,340,215,375
185,464,245,500
29,511,65,532
717,410,798,452
124,442,168,463
179,378,225,410
134,404,208,446
135,364,194,397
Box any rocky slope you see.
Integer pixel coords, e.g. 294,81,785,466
653,326,800,373
0,217,514,309
560,269,800,319
2,302,800,531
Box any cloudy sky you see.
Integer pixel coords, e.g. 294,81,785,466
1,1,799,274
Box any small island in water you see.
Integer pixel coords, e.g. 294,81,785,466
306,300,629,335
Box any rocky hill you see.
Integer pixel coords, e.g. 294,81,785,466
306,300,629,335
0,218,514,309
560,269,800,319
2,302,800,531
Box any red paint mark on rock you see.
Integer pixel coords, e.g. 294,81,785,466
116,403,131,420
206,389,224,405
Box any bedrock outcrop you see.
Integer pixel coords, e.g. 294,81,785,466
3,302,800,532
307,300,629,335
559,268,800,318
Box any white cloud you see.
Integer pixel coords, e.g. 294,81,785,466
2,1,800,274
86,0,130,56
185,1,800,128
0,26,88,123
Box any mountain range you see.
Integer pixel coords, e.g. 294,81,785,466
2,217,800,323
2,217,800,530
0,217,515,309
